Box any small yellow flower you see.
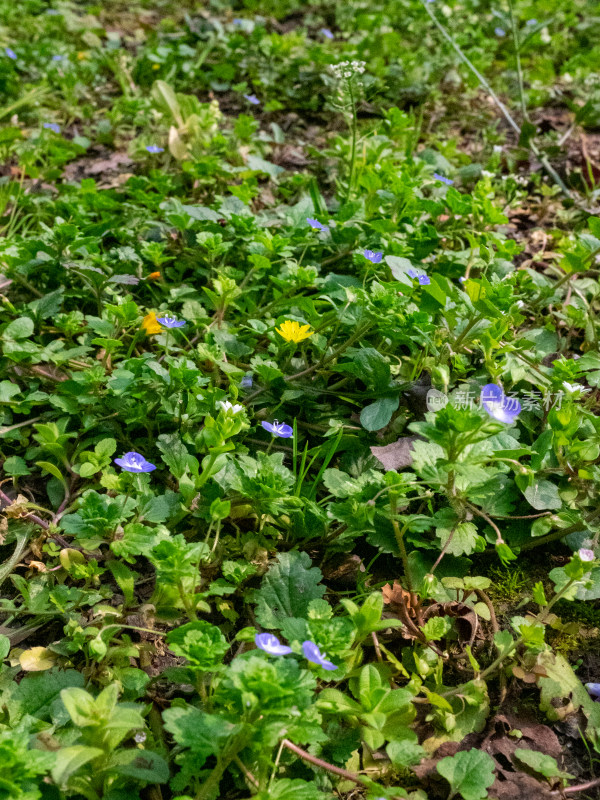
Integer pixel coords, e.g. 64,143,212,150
141,311,162,335
77,51,88,60
147,271,161,280
152,63,160,70
276,320,314,344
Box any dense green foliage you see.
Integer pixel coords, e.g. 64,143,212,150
0,1,600,798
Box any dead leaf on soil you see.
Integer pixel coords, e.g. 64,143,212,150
370,435,422,471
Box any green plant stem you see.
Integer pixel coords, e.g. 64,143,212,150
507,0,528,122
196,726,251,800
519,506,600,552
420,0,570,196
390,493,413,592
345,77,358,203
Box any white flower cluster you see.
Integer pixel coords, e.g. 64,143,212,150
330,60,366,79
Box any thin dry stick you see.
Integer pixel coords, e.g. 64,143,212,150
561,775,600,795
232,755,259,789
282,739,368,788
431,524,457,573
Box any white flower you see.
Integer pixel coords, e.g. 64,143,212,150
562,382,590,396
579,548,595,562
330,59,366,79
219,400,244,414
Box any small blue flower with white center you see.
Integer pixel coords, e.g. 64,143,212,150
244,93,260,105
5,47,17,60
302,640,337,671
114,452,157,473
307,217,328,231
52,55,64,61
156,315,186,329
481,384,521,424
418,274,431,286
407,268,419,278
320,28,334,39
255,633,292,655
526,18,537,26
433,173,454,185
146,145,164,154
495,27,506,37
261,420,293,438
43,123,60,134
363,249,383,263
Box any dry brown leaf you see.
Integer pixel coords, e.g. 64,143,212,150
370,435,422,471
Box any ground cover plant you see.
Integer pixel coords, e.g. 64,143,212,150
1,0,600,798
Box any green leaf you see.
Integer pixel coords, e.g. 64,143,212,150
360,395,399,431
254,551,325,629
513,748,572,782
36,461,65,483
523,480,562,510
2,456,31,476
3,317,34,340
422,616,452,641
108,749,169,783
51,745,104,786
0,380,20,402
387,735,426,768
0,633,10,660
166,621,229,670
437,749,496,800
436,521,481,557
60,687,98,727
157,432,199,479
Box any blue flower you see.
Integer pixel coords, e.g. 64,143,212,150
307,217,328,231
364,249,383,263
146,145,164,154
241,374,253,389
255,633,292,655
233,18,244,25
407,268,419,278
320,28,334,39
302,640,337,671
244,93,260,105
156,315,186,329
261,420,293,438
459,276,466,283
418,274,431,286
526,18,537,26
495,27,506,37
433,173,454,185
43,123,60,134
52,54,64,61
481,384,521,424
5,48,17,60
114,451,157,473
586,683,600,700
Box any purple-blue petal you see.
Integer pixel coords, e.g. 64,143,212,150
255,633,292,655
302,640,337,671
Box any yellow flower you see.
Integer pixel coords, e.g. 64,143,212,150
77,51,88,60
276,320,314,344
152,64,160,70
141,311,162,335
147,271,161,280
